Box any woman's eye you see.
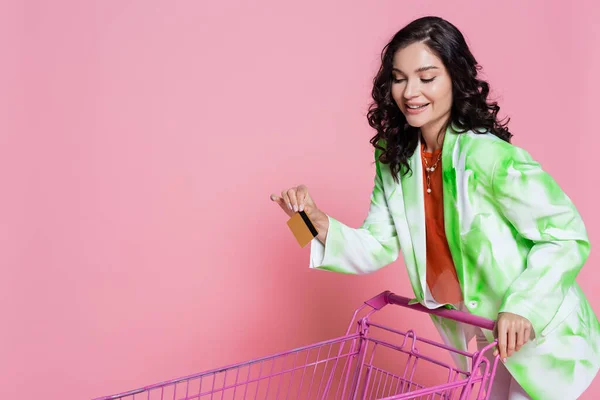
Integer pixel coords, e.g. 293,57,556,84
392,77,435,84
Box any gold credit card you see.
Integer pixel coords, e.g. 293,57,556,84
286,211,319,248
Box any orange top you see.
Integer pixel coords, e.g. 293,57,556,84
421,144,463,305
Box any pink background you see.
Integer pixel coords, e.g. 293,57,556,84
2,1,599,399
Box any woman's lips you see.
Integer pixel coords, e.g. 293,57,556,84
405,103,430,115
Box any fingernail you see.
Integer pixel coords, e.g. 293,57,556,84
293,205,298,212
299,204,304,212
287,203,292,210
503,358,507,363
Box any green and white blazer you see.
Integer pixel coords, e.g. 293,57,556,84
309,125,599,400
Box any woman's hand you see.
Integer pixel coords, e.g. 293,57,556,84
493,312,534,362
270,184,317,217
270,184,329,243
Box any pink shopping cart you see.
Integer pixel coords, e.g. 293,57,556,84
93,291,500,400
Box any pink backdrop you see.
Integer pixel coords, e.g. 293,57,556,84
2,1,599,399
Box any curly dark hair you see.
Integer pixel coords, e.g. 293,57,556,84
367,16,512,181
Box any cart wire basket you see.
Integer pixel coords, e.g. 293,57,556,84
93,291,500,400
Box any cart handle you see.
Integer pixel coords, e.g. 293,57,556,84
365,291,496,331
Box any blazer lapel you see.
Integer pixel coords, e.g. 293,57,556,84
441,127,466,290
400,135,428,299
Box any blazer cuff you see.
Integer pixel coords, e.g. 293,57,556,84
308,216,353,274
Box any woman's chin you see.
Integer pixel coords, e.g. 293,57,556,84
399,110,425,126
404,117,426,128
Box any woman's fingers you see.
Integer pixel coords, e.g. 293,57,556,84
494,312,533,362
515,324,526,352
497,320,508,362
296,185,308,212
286,188,299,212
281,189,293,212
271,194,293,216
507,324,517,358
271,185,310,214
525,325,533,341
270,194,290,213
270,194,285,205
272,185,317,219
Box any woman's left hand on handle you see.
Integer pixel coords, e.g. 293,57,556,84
493,312,534,362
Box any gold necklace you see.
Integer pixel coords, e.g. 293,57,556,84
422,151,442,194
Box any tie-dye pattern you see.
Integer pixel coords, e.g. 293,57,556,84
309,125,599,399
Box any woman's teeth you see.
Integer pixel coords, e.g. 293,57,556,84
407,104,429,109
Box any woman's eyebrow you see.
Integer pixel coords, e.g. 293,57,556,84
393,65,439,74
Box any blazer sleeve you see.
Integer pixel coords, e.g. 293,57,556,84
491,144,591,336
309,150,401,274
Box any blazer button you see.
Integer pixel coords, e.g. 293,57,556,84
468,300,478,308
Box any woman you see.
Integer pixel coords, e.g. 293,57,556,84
270,16,599,400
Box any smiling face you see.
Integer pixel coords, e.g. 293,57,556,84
391,41,453,134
